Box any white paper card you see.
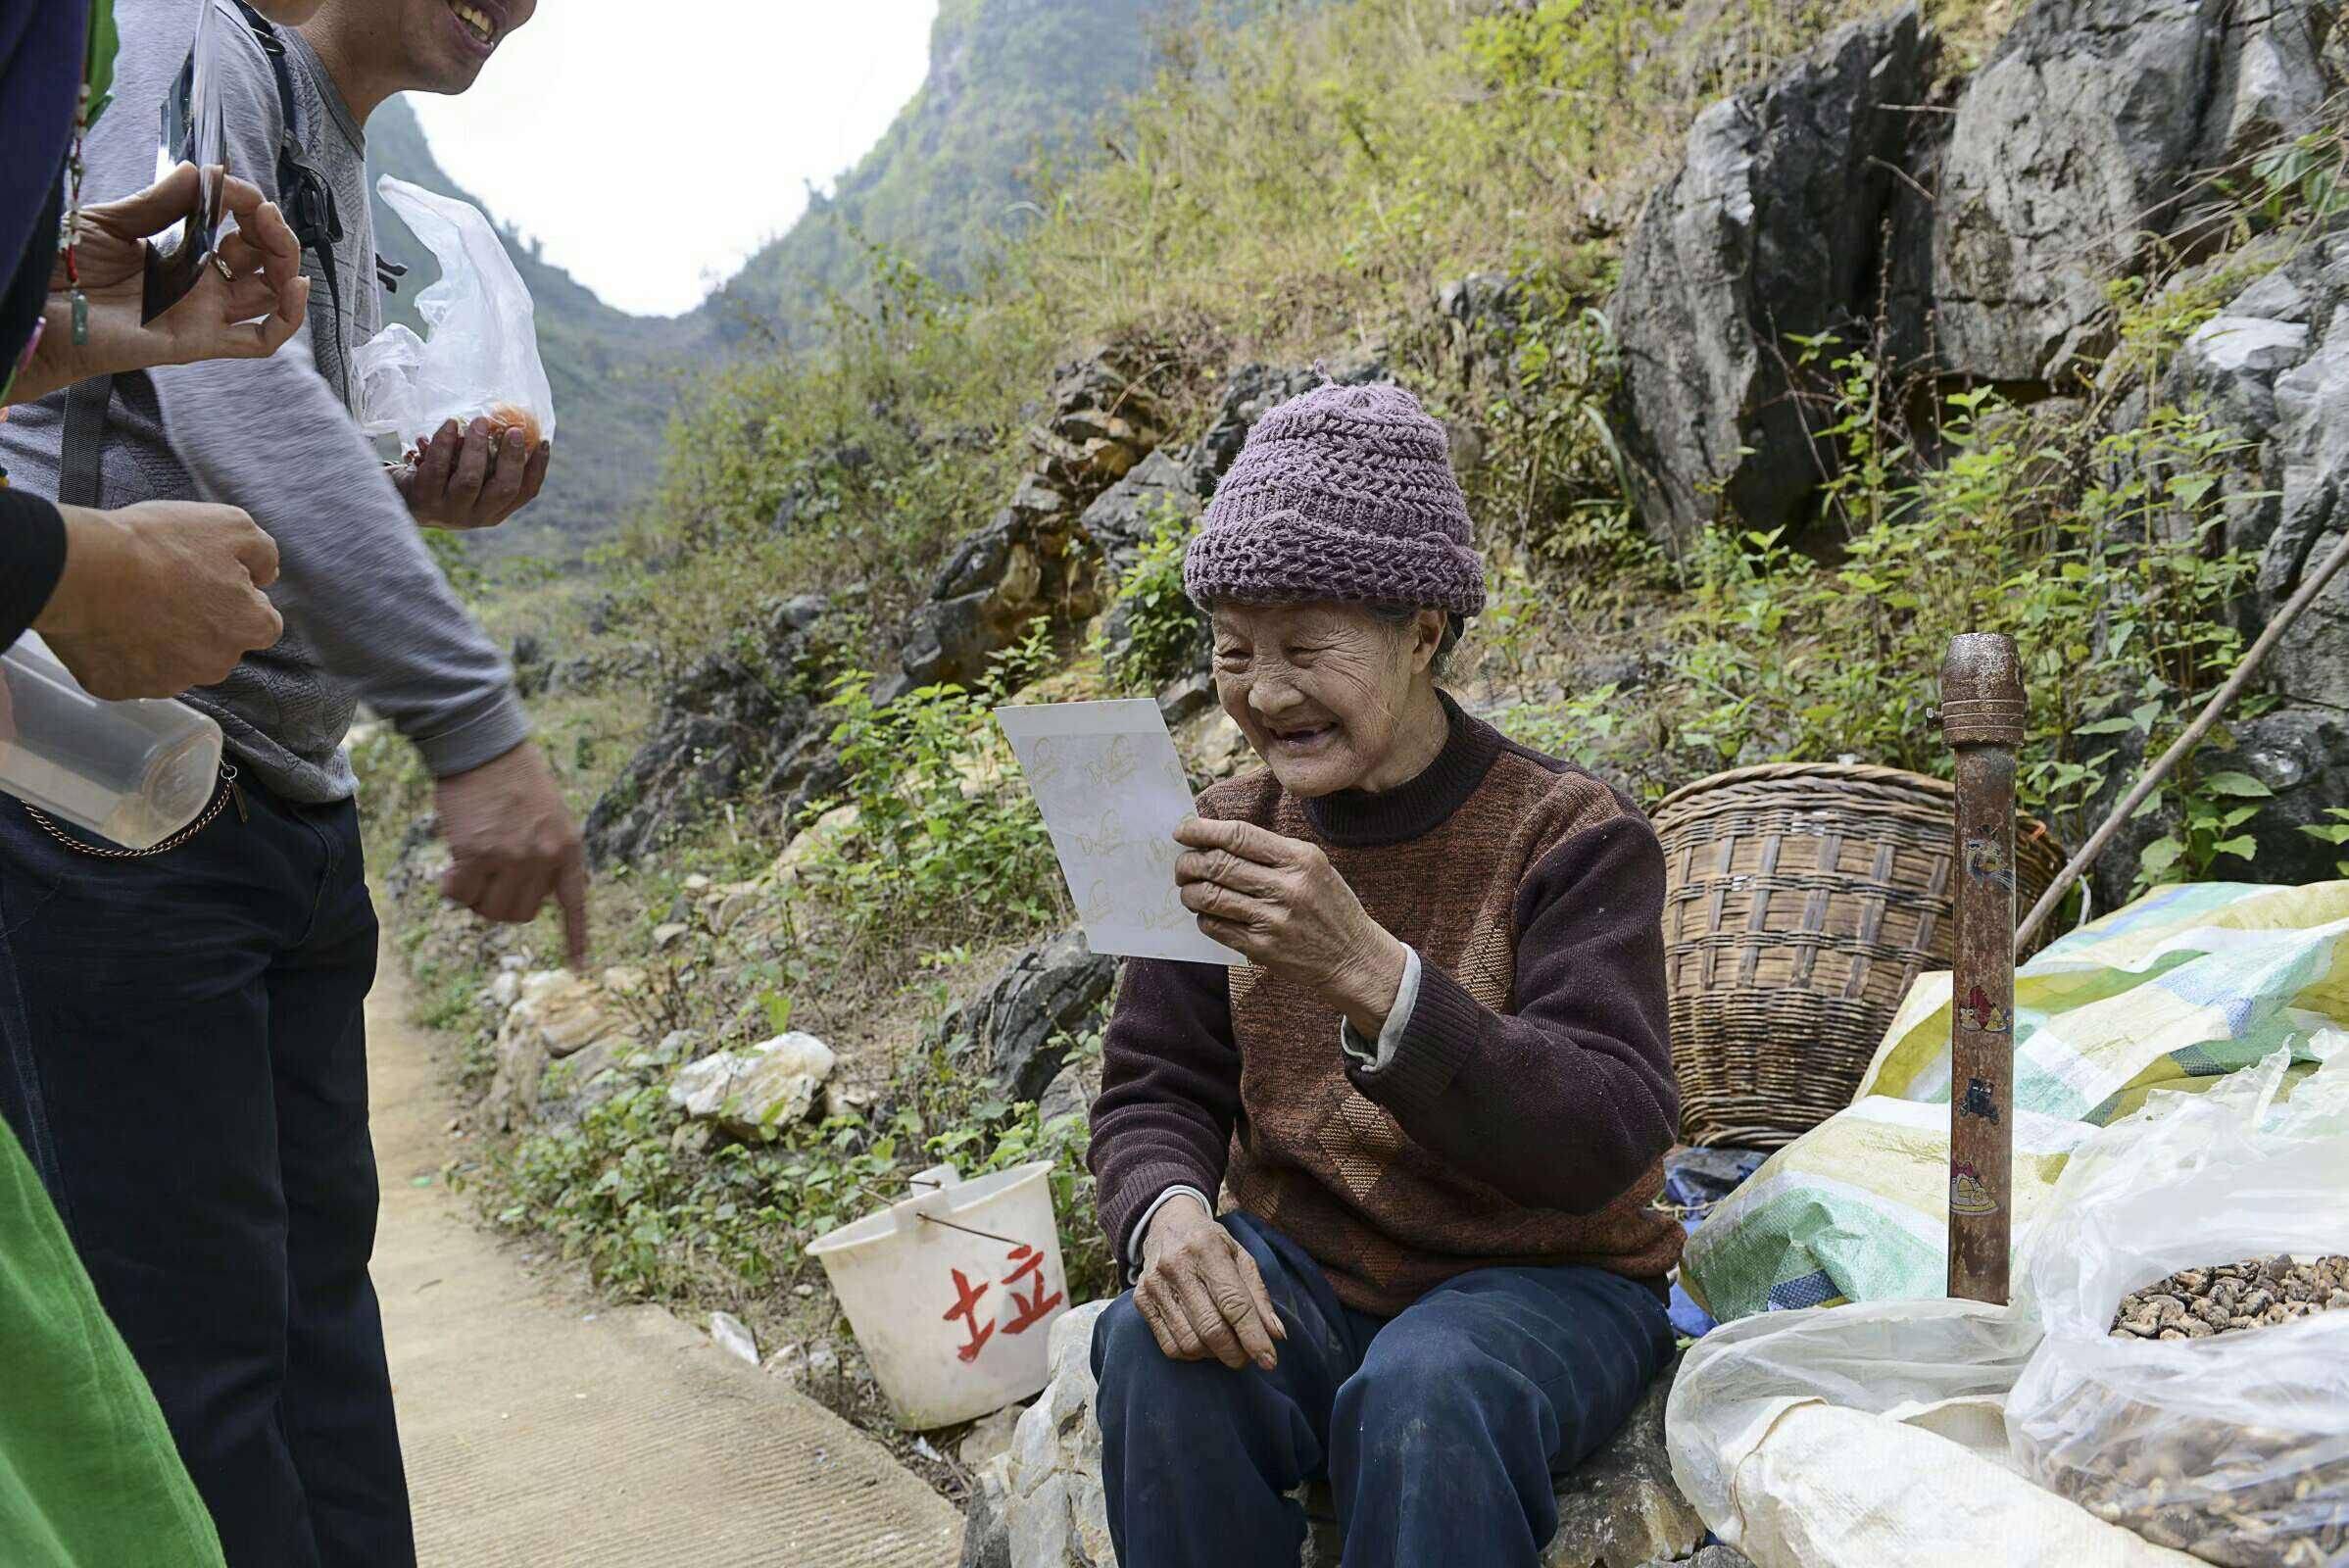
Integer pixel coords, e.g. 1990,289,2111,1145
995,699,1242,966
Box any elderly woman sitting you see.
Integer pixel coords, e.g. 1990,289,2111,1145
1086,381,1683,1568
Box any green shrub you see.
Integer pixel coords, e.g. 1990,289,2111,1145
1104,504,1207,693
795,624,1067,955
1664,346,2262,883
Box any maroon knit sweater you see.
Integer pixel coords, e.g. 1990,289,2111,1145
1087,694,1685,1315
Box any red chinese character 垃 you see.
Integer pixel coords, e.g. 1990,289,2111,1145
943,1267,995,1363
1000,1243,1063,1337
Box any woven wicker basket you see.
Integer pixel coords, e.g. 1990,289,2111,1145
1651,762,2066,1150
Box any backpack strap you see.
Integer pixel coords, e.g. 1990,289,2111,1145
57,374,115,509
227,0,346,386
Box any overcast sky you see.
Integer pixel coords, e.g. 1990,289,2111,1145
411,2,940,318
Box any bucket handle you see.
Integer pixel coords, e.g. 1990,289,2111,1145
911,1210,1027,1248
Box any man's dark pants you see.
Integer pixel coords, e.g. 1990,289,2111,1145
0,780,416,1568
1093,1211,1675,1568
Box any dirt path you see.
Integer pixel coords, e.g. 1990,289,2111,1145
367,949,962,1568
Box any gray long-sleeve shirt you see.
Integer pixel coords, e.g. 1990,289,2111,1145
0,0,527,803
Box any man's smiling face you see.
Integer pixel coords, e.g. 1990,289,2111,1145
398,0,537,94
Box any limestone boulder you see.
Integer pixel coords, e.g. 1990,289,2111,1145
1036,1060,1097,1134
772,803,860,887
937,930,1117,1105
486,969,640,1131
890,345,1175,696
582,593,838,869
668,1032,838,1139
1077,448,1200,577
1607,8,1931,550
965,1301,1113,1568
2086,225,2349,899
1933,0,2339,382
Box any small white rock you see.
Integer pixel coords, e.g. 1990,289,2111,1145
806,1344,840,1380
709,1311,759,1366
710,891,757,937
651,922,691,950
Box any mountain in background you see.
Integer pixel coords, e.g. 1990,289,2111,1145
697,0,1207,345
365,0,1245,551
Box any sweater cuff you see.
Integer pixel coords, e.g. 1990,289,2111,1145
403,685,533,779
1346,959,1483,1118
1340,945,1422,1070
1105,1159,1221,1275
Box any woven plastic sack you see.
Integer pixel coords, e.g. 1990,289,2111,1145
2007,1051,2349,1566
1666,1299,2203,1568
1683,881,2349,1323
353,175,556,451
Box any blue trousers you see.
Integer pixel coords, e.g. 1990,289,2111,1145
1092,1212,1675,1568
0,782,414,1568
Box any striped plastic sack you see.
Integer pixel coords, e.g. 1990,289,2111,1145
1681,881,2349,1324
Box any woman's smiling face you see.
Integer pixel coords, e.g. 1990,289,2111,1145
1209,602,1440,797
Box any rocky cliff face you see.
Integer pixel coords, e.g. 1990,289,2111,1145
1609,0,2344,550
2109,225,2349,895
1609,7,1933,551
1606,0,2346,893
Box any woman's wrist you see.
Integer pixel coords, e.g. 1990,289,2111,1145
1325,932,1409,1041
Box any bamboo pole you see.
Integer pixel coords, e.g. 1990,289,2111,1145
1942,633,2025,1304
2016,526,2349,952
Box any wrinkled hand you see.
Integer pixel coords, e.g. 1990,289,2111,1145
1174,815,1407,1035
32,502,283,700
9,165,308,407
434,742,589,967
395,417,551,530
1135,1194,1284,1370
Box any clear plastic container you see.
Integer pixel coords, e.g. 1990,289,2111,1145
0,632,223,850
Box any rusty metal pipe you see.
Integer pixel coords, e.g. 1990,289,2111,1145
1941,633,2024,1304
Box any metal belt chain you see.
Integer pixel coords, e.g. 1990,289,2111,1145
21,761,244,858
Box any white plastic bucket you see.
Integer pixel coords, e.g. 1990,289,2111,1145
806,1161,1071,1429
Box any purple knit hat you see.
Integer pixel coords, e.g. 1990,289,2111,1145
1184,380,1486,616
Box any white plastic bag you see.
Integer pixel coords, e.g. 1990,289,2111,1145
2008,1050,2349,1565
1667,1299,2203,1568
354,175,556,451
1664,1047,2349,1568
